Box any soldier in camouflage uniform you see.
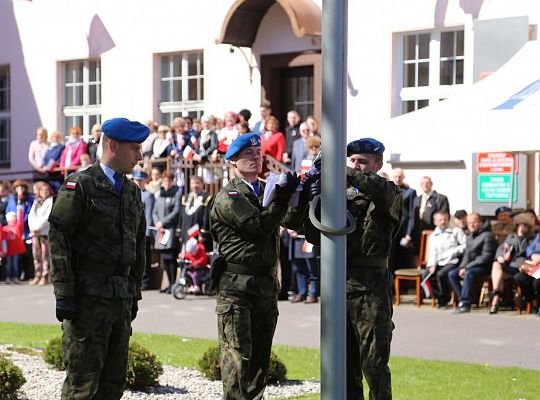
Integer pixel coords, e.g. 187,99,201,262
49,118,149,400
209,133,308,400
307,138,402,400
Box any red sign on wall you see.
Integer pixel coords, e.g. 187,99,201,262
477,152,517,174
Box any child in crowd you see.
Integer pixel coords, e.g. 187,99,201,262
28,182,54,285
183,236,209,294
2,208,26,284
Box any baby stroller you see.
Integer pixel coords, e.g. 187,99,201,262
171,259,214,299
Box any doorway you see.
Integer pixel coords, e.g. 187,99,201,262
260,51,321,130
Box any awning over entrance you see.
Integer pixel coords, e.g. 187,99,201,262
216,0,321,47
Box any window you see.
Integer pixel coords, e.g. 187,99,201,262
398,29,464,114
62,60,101,139
159,51,204,124
0,66,10,166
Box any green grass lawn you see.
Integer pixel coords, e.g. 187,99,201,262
1,322,539,400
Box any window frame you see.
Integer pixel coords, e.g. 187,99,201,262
396,28,465,115
158,51,204,125
62,59,102,139
0,65,11,167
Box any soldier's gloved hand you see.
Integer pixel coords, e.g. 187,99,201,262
131,300,139,321
56,296,76,322
310,180,321,200
274,172,301,207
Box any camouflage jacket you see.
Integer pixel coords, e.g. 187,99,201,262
305,167,402,266
49,163,146,300
345,167,402,264
210,177,307,296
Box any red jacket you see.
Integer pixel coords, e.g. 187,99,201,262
185,243,209,267
2,211,26,256
60,139,87,168
261,131,286,163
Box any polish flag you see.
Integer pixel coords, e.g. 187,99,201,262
420,273,433,298
187,224,200,239
183,145,195,160
300,159,313,177
301,240,314,253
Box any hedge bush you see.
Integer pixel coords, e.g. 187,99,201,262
42,337,64,370
126,341,164,389
43,337,163,389
198,345,287,384
0,354,26,400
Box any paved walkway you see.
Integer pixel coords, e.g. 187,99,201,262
1,284,538,370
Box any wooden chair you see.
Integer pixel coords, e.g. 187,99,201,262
516,286,533,314
394,230,433,307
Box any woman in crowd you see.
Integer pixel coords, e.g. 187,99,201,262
217,111,239,154
28,182,53,285
152,171,181,294
38,131,65,192
152,125,172,159
193,114,218,163
514,230,540,315
60,126,87,174
28,127,49,170
261,115,286,163
489,212,536,314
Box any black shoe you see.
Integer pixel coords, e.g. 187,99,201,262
453,305,471,314
489,304,499,314
291,294,306,303
159,288,168,293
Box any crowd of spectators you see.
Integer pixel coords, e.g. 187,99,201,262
388,170,540,315
5,106,540,315
1,104,325,304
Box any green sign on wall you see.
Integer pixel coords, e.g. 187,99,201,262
477,174,517,202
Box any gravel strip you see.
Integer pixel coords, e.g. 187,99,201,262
1,345,320,399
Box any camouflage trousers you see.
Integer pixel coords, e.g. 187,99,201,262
216,291,279,400
346,267,394,400
61,295,133,400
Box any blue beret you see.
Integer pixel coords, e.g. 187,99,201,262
132,170,149,180
347,138,385,156
101,118,150,143
495,206,512,216
225,133,261,160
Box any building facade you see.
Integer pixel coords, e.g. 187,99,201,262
0,0,538,214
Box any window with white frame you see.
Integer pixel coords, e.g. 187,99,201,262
62,59,101,139
0,66,10,166
159,51,204,124
398,29,464,114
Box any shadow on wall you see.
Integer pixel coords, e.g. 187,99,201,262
0,1,41,177
434,0,485,27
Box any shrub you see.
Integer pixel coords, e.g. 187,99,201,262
126,341,164,390
43,338,163,390
197,345,287,384
42,337,64,371
198,345,221,381
0,354,26,400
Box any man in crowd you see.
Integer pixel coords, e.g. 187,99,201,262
178,175,212,251
87,123,102,163
282,110,302,165
424,210,467,308
133,169,156,290
49,117,148,399
252,102,272,136
490,205,515,244
306,138,402,399
405,176,450,264
448,213,497,314
210,133,307,399
389,167,417,271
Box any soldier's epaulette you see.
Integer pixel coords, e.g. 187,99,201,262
203,194,213,206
